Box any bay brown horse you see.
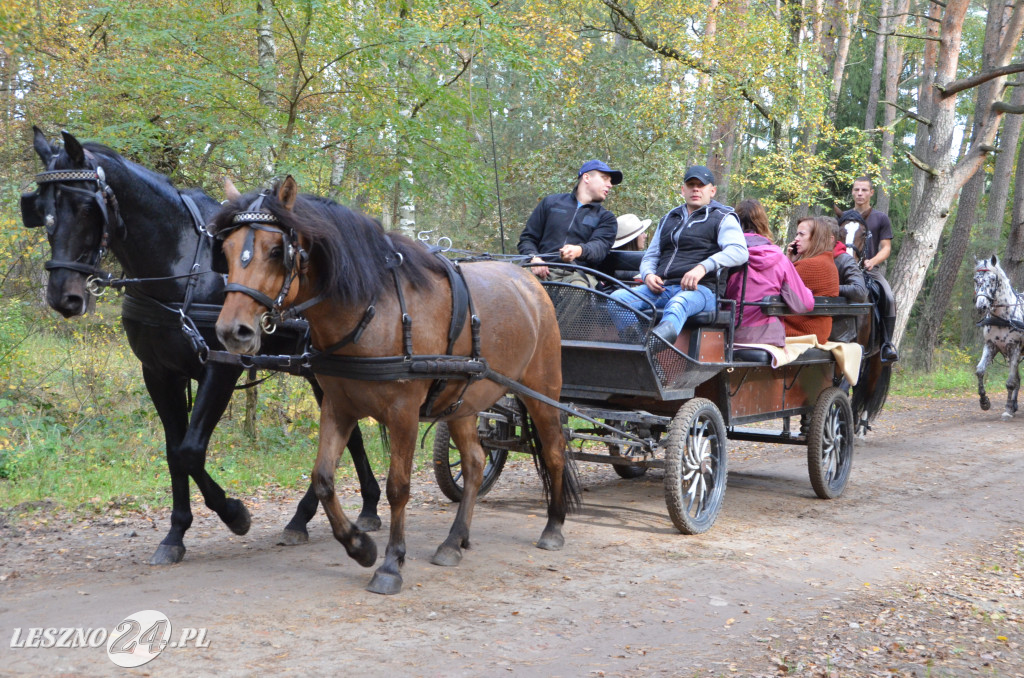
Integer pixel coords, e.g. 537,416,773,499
213,177,579,594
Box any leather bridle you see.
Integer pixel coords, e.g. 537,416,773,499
217,194,313,333
27,163,125,290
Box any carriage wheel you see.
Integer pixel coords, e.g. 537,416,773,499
432,416,510,503
606,419,648,479
663,398,728,534
807,387,855,499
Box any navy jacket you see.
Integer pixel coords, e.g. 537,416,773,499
517,191,617,267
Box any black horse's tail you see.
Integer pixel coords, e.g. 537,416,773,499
852,357,892,431
524,410,582,514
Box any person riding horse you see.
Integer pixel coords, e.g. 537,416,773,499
837,209,898,362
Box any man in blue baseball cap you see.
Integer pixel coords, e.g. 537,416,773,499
609,164,747,345
517,158,622,285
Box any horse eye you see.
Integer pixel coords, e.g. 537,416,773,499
269,245,284,259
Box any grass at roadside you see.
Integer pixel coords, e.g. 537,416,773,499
891,345,1006,398
0,299,435,516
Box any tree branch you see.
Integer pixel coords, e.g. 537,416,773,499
864,27,942,41
907,151,940,176
936,63,1024,98
881,99,932,125
993,101,1024,114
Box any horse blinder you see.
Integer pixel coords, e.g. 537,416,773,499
20,191,44,229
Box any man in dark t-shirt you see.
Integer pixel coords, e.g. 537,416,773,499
850,176,897,362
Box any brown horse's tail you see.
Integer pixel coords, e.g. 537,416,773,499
524,411,582,514
852,357,892,429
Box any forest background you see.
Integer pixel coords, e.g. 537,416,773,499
1,0,1024,505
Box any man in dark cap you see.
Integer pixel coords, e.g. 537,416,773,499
610,165,747,344
518,159,622,285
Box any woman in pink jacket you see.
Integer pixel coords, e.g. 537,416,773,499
726,200,814,346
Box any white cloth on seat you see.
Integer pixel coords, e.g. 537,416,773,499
734,334,863,385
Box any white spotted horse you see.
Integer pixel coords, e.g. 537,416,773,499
973,255,1024,420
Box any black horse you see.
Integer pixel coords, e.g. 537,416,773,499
21,128,381,565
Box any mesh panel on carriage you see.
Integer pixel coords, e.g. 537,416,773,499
544,283,653,344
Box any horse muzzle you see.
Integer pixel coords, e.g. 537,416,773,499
216,316,263,355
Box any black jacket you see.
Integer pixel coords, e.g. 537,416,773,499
517,191,617,266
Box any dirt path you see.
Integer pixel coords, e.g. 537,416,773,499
2,395,1024,676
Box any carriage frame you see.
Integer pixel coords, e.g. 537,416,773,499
433,261,879,534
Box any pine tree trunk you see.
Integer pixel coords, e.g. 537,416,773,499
890,0,1023,347
915,170,984,370
875,0,909,214
984,84,1024,246
863,0,890,131
244,382,259,440
1005,136,1024,286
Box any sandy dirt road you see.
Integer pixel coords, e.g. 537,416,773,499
2,394,1023,676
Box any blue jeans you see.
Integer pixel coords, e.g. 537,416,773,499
609,283,717,334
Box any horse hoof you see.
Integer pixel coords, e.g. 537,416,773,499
278,528,308,546
980,397,991,411
149,544,186,565
431,544,463,567
536,530,565,551
366,570,403,595
344,531,378,568
225,499,251,535
356,514,382,532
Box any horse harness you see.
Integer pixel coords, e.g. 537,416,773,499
22,157,291,398
22,157,126,284
975,264,1024,332
218,197,485,419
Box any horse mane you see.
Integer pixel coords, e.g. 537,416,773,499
211,184,448,306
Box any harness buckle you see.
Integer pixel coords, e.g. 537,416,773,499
260,312,278,334
85,275,107,297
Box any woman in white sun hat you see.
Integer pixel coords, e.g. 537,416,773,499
599,213,652,282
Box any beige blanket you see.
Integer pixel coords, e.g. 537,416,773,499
734,335,863,385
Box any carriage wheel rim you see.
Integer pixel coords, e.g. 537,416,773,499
821,402,847,488
682,417,717,517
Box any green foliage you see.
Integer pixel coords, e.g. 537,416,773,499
892,345,988,398
733,124,883,233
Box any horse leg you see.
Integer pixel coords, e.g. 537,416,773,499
281,377,381,544
366,416,420,595
430,417,484,567
976,344,993,411
142,367,195,565
1003,344,1022,420
280,425,381,546
311,407,378,570
522,400,579,551
176,363,253,537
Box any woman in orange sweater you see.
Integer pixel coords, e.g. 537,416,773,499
784,216,839,343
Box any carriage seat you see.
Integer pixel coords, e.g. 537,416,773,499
731,347,833,365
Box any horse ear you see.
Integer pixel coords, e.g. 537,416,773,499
223,176,241,201
278,175,298,211
60,130,86,166
833,204,843,218
992,253,999,266
32,126,53,164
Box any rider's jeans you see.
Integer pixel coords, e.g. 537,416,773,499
610,284,716,333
